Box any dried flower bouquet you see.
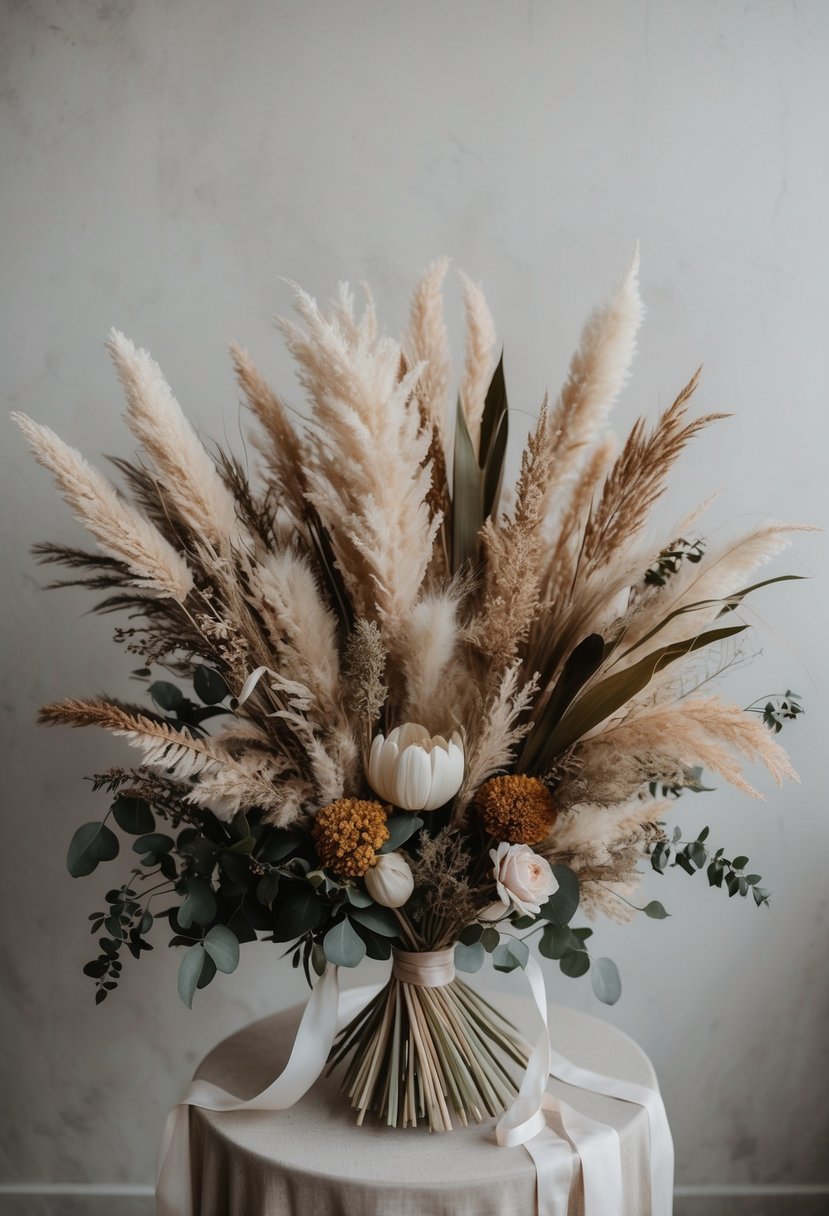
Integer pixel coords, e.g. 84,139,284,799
13,255,806,1132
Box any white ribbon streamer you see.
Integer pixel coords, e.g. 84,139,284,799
155,957,673,1216
496,955,674,1216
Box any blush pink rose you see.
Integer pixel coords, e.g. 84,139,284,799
485,841,558,918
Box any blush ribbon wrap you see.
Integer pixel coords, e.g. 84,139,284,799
155,950,673,1216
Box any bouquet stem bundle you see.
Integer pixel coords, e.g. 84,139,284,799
329,953,528,1132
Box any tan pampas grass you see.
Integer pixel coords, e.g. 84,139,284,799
582,370,726,570
230,340,309,524
281,286,439,641
38,698,290,820
107,330,243,548
458,271,497,457
253,551,342,720
11,412,193,602
400,587,465,730
402,257,452,434
471,403,552,669
543,249,644,499
584,696,798,799
615,522,815,666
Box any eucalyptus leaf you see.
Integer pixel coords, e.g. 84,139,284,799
149,681,183,711
643,901,670,919
380,814,424,853
204,925,240,974
178,877,217,929
492,937,529,973
323,917,366,968
193,665,228,705
177,945,205,1008
454,940,486,973
112,796,154,835
67,822,119,877
591,957,622,1005
560,948,591,979
347,904,400,938
540,865,580,925
271,883,325,940
133,833,174,856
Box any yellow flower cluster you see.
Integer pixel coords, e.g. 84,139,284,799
312,798,390,878
474,775,557,846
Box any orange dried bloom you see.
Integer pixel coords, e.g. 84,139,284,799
312,798,390,878
474,775,557,845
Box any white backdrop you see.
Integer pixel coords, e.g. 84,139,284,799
1,3,827,1214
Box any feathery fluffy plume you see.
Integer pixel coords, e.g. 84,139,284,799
342,619,388,749
455,664,539,817
543,249,643,498
584,696,798,798
38,698,291,820
107,330,243,548
11,413,193,602
402,257,452,434
230,340,309,524
401,588,464,729
458,271,497,456
472,402,552,669
252,551,341,720
281,285,439,642
616,522,814,666
582,370,725,570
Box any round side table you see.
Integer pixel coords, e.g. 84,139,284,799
188,989,664,1216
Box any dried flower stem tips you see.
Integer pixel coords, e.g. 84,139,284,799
368,723,464,811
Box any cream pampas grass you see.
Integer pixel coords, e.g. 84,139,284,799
458,271,498,456
107,330,243,548
11,412,193,602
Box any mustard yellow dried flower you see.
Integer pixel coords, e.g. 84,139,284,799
312,798,390,878
474,775,557,846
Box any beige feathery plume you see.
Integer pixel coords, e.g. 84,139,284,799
544,248,644,496
470,403,552,668
11,413,193,602
402,257,452,434
107,330,242,548
455,664,539,816
458,271,497,456
584,696,798,798
38,698,287,818
582,370,726,570
230,341,309,523
615,521,815,667
281,285,439,641
253,551,342,720
401,588,463,729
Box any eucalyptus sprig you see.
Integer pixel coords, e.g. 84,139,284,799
651,825,770,906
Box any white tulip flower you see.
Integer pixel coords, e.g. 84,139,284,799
368,723,464,811
364,851,415,908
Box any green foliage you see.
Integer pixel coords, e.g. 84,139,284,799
67,821,119,877
651,825,770,907
323,917,366,968
746,690,804,734
644,537,705,587
454,940,486,973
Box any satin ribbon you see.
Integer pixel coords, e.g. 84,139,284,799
391,946,456,987
155,955,673,1216
496,955,674,1216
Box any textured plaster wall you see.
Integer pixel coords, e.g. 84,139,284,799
1,0,827,1204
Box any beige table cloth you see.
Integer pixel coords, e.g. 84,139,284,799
188,989,664,1216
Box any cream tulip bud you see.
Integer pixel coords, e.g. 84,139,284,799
368,723,464,811
364,851,414,908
